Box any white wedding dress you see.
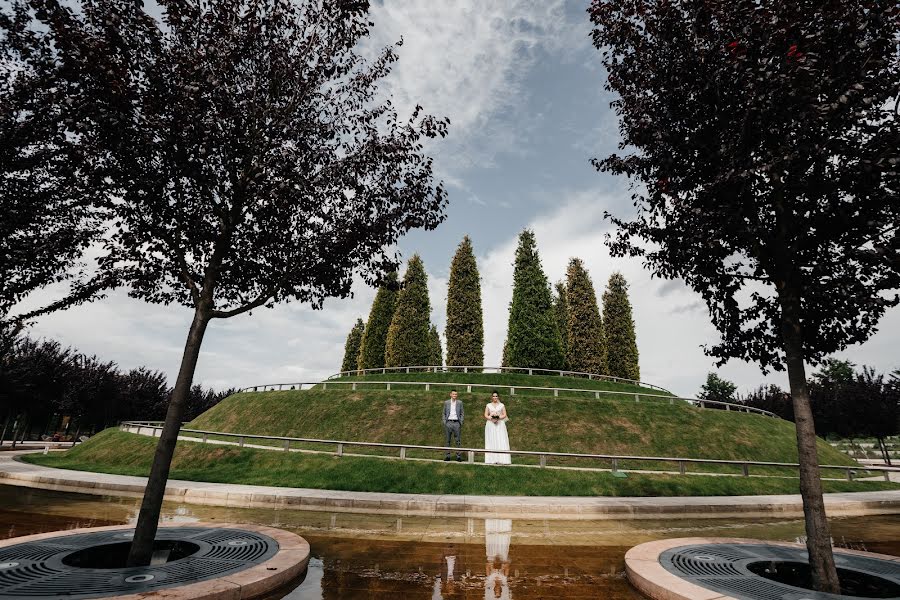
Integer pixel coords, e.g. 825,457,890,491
484,402,511,464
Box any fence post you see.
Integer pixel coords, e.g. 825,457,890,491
884,471,891,482
382,368,386,375
425,383,430,391
284,440,290,452
239,436,245,448
202,433,208,444
322,382,327,390
726,404,730,411
528,369,533,375
540,455,546,468
464,366,468,373
669,398,674,405
742,463,749,477
400,447,406,459
846,468,853,481
336,443,344,457
559,370,564,376
510,387,515,396
406,367,410,373
467,385,472,393
352,382,357,391
468,451,475,463
700,401,705,409
595,392,600,399
387,383,391,391
634,394,639,403
612,458,618,472
679,461,686,475
553,389,559,397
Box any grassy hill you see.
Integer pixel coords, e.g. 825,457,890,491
27,371,882,497
184,373,854,475
26,429,898,497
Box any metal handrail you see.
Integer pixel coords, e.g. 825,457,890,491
119,421,896,482
325,365,671,392
236,379,778,418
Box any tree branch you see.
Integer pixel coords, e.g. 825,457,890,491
208,291,273,319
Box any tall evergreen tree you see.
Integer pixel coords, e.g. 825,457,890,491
553,281,570,370
357,272,398,370
503,230,564,369
445,236,484,369
602,272,640,380
385,255,431,367
340,319,365,373
565,258,606,375
428,325,443,367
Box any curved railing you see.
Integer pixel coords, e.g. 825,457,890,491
236,379,778,418
120,421,893,481
325,365,671,393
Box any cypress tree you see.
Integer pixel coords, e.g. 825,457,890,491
357,272,399,370
565,258,606,375
553,280,570,370
428,325,443,367
341,318,366,373
503,230,565,369
445,236,484,369
385,255,431,367
603,272,640,380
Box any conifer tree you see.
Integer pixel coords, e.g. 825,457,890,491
428,325,443,367
341,319,366,373
357,272,398,370
553,281,570,370
445,236,484,369
503,230,564,369
565,258,606,375
385,255,431,367
602,272,640,380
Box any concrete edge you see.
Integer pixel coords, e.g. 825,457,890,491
625,537,900,600
0,522,310,600
3,453,900,520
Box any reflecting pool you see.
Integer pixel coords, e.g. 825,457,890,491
1,485,898,599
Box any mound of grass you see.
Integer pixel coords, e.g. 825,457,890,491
324,370,669,396
26,430,900,497
184,388,856,476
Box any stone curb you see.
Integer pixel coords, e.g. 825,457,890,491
0,522,310,600
2,452,900,520
625,537,900,600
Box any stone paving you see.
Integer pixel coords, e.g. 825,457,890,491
2,451,900,521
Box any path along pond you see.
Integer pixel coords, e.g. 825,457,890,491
2,484,898,600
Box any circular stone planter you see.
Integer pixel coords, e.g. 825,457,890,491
626,537,900,600
0,522,310,599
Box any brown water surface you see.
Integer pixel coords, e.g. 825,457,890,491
1,485,897,599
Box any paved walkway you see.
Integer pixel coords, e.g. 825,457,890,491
2,451,900,520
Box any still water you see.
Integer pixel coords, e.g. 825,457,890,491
1,484,898,599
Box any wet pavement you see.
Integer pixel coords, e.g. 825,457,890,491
1,485,898,599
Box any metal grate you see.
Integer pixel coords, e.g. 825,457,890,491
660,543,900,600
0,527,279,599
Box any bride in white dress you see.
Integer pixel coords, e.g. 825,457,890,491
484,392,511,464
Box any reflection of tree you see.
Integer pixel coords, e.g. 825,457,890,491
485,519,512,600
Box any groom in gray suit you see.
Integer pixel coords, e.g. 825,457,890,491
442,390,464,461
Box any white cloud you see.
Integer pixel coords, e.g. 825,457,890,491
364,0,578,175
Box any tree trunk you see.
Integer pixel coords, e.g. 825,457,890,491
0,412,9,447
878,437,892,467
779,289,840,594
126,307,210,567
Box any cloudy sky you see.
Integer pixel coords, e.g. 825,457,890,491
20,0,900,397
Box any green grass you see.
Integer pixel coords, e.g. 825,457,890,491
321,370,669,397
181,387,857,476
25,430,900,497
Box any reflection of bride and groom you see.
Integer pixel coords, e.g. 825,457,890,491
442,390,511,464
433,518,513,600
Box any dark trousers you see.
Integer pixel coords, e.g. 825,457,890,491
444,421,461,458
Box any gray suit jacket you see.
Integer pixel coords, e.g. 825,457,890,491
442,399,464,426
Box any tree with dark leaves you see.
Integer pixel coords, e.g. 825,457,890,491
552,281,569,370
428,324,443,367
698,372,737,404
565,258,606,375
357,272,399,371
2,0,447,566
590,0,899,590
385,255,432,368
445,236,484,369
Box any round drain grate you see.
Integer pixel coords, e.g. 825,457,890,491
660,543,900,600
0,527,279,599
